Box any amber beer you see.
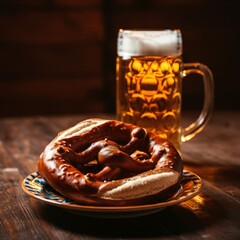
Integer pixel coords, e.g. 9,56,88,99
116,29,214,151
116,56,182,149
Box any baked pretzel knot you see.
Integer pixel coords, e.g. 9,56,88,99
38,118,183,206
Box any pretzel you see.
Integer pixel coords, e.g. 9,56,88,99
38,118,183,206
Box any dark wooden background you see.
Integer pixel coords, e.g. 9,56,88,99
0,0,239,117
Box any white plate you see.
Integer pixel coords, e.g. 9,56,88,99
22,170,202,218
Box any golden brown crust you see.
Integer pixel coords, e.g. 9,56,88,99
38,118,183,206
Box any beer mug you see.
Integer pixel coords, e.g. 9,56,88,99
116,29,214,150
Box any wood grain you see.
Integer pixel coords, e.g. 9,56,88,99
0,0,239,116
0,1,105,117
0,111,240,239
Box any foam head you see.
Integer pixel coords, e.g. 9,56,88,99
117,29,182,58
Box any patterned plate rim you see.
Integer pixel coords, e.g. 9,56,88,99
22,170,202,213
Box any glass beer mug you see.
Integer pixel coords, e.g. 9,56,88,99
116,29,214,150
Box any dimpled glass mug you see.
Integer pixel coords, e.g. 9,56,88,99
116,29,214,151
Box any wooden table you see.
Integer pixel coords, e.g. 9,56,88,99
1,111,240,240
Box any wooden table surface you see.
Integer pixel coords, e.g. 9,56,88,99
1,111,240,240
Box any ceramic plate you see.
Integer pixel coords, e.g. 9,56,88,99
22,170,202,218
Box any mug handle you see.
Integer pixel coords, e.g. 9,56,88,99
181,63,214,142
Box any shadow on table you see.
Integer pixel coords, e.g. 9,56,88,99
37,197,222,239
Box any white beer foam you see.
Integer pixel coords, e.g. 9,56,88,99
117,29,182,58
